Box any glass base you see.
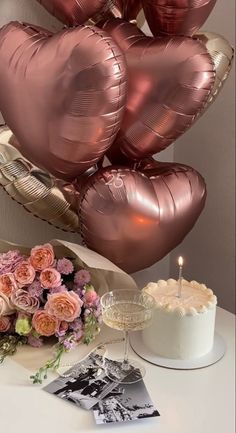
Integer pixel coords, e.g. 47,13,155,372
105,358,145,384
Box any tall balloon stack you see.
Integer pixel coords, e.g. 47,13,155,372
0,0,234,273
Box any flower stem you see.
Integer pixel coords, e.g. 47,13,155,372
30,344,65,384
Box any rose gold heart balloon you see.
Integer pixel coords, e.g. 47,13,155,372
142,0,217,37
0,22,127,180
102,19,215,164
79,158,206,273
37,0,107,26
104,0,142,21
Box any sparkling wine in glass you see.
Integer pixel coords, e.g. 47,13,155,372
101,289,155,384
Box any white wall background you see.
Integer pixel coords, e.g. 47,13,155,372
0,0,235,312
169,0,235,314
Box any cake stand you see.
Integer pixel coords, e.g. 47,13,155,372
130,332,226,370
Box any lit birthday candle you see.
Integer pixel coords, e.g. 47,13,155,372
177,256,184,298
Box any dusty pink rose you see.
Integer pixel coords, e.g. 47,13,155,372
32,310,60,336
0,316,12,332
0,292,15,316
11,289,39,313
40,268,61,289
45,291,83,322
0,250,24,275
56,321,69,337
0,273,18,297
30,244,54,271
14,261,36,286
84,290,98,306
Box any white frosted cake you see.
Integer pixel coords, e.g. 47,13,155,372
142,279,217,360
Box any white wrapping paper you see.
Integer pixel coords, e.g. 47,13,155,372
0,239,137,371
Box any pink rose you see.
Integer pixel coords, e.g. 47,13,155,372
0,316,11,332
57,321,69,337
30,244,55,271
45,291,83,322
40,268,61,289
0,273,18,297
0,292,15,316
14,261,36,286
32,310,60,337
84,290,98,306
11,289,39,314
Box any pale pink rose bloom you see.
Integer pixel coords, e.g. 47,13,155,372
56,320,69,337
0,292,15,316
11,289,39,314
0,250,24,275
45,291,83,322
30,244,55,271
14,261,36,286
32,310,60,337
0,273,18,297
84,290,98,306
0,316,11,332
40,268,61,289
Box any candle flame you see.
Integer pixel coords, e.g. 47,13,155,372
178,256,184,267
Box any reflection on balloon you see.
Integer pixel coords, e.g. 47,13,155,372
142,0,217,37
0,126,79,232
79,159,206,273
102,19,215,164
0,22,127,180
37,0,107,26
103,0,142,22
195,32,234,110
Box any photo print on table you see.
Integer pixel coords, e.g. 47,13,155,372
44,350,160,424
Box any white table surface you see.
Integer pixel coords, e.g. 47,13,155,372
0,307,235,433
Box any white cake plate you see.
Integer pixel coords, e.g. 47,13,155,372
130,332,226,370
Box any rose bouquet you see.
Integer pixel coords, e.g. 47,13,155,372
0,243,102,383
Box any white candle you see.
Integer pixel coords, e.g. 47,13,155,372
177,256,184,298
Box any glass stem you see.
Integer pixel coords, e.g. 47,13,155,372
122,331,130,370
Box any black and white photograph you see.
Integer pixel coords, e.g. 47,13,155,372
92,376,160,425
44,350,160,423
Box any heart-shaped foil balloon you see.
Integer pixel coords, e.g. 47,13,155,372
79,158,206,273
0,22,127,180
0,126,80,231
37,0,107,26
142,0,217,37
102,19,215,164
195,32,234,110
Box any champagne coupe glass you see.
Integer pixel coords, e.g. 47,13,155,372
101,289,155,384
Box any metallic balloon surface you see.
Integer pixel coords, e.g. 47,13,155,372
102,19,215,163
104,0,142,21
0,22,127,180
195,32,234,110
0,126,80,232
37,0,107,26
79,159,206,273
142,0,217,37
